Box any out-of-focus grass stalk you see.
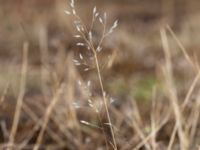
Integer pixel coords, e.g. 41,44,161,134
161,28,189,150
33,84,65,150
8,42,29,149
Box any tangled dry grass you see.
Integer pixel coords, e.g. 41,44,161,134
0,0,200,150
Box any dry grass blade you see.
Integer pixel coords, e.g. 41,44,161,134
8,42,29,149
166,25,195,70
160,28,189,150
134,112,170,150
167,123,178,150
0,83,9,105
39,24,50,102
150,86,158,150
33,84,65,150
186,87,200,144
182,72,200,109
20,103,65,148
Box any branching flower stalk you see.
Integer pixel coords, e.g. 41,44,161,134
65,0,118,149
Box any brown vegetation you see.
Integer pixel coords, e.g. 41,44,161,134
0,0,200,149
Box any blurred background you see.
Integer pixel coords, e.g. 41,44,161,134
0,0,200,149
